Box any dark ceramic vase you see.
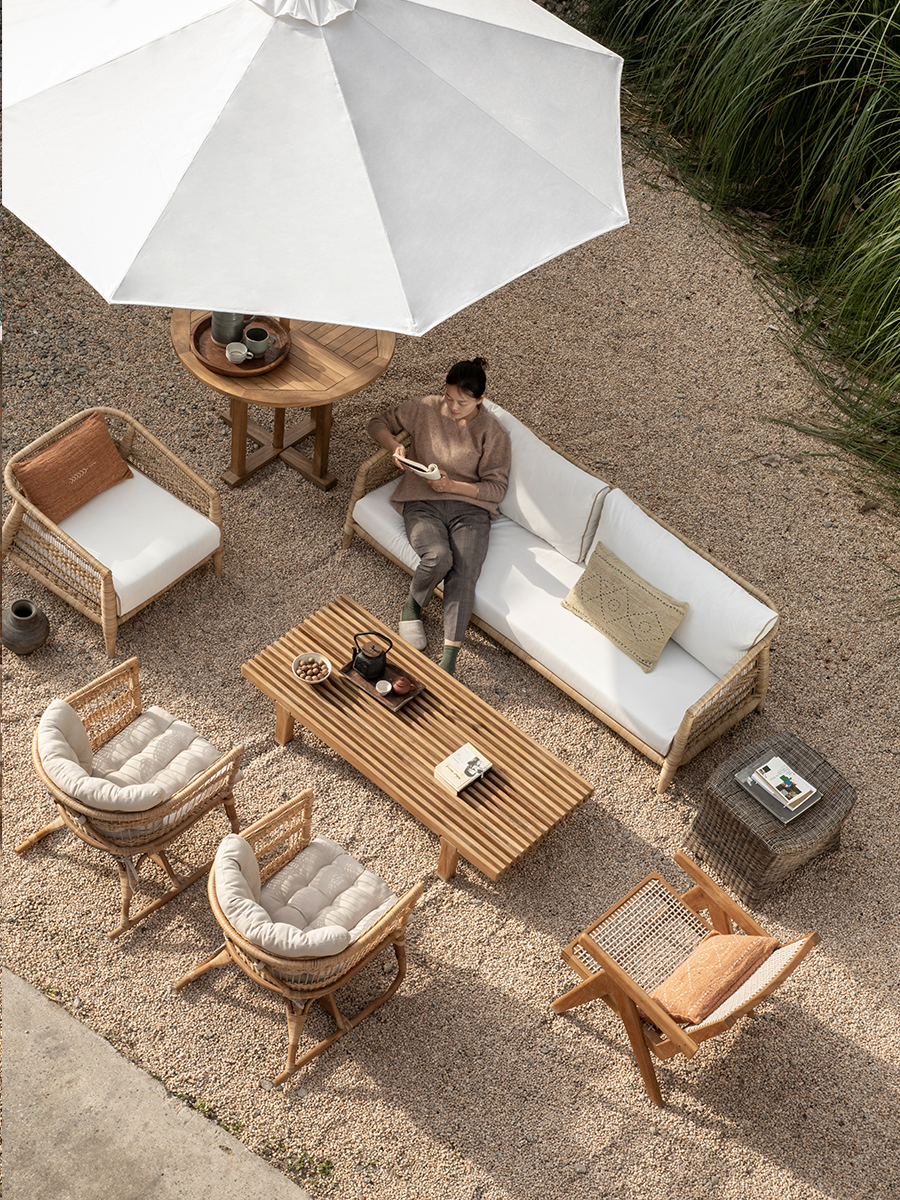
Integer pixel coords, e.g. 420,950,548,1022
2,598,50,655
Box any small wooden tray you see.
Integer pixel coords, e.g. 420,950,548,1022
189,314,291,377
338,660,425,711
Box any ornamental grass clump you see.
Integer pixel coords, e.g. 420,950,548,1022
582,0,900,499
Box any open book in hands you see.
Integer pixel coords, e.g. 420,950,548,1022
393,449,441,480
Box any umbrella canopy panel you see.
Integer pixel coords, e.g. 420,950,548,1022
4,0,629,336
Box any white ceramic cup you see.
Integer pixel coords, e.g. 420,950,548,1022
375,679,393,695
243,326,277,357
225,342,254,364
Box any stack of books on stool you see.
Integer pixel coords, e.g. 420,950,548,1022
734,752,822,823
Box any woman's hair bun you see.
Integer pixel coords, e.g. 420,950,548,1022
472,356,488,370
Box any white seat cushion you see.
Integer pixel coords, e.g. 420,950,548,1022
591,490,778,679
37,698,166,810
472,520,720,756
58,468,221,616
484,401,608,563
352,491,720,755
214,834,397,959
92,705,224,798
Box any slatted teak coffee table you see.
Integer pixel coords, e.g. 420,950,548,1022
242,595,592,882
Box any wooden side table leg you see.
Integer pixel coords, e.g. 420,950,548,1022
272,407,286,453
312,403,333,481
275,702,296,745
230,397,249,480
437,837,461,881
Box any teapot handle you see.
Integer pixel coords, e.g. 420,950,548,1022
353,630,393,653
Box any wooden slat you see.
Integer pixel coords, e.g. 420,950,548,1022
242,596,592,880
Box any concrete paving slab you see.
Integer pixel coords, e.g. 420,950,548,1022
2,968,311,1200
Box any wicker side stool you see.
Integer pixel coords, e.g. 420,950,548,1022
685,732,856,906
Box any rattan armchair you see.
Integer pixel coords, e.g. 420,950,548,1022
551,851,820,1106
172,790,424,1087
16,657,244,939
2,407,223,655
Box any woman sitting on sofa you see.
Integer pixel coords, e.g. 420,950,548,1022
367,357,511,675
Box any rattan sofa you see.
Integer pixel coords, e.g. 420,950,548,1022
342,401,779,793
2,407,223,656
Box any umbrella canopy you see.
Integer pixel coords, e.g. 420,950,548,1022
4,0,628,336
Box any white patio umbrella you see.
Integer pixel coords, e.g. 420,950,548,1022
3,0,628,336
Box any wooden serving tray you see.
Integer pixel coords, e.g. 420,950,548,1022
338,659,425,711
189,314,291,377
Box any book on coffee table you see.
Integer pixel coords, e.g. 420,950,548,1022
434,743,492,794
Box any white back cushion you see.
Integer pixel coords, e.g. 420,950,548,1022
591,491,778,678
38,700,93,778
59,468,221,615
484,401,608,563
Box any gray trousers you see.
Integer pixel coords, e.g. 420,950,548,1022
403,500,492,643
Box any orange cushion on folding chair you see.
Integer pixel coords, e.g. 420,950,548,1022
648,931,779,1024
12,411,132,524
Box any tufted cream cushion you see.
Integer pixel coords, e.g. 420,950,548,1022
92,706,224,796
214,834,398,959
37,700,224,813
484,401,608,563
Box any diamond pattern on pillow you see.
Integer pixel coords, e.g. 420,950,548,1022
562,541,689,672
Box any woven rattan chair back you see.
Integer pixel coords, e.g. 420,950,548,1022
172,790,424,1087
552,851,820,1106
2,407,223,655
15,657,244,939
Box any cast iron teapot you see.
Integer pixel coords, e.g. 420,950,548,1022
352,631,392,681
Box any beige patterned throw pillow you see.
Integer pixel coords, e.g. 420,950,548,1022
562,541,689,672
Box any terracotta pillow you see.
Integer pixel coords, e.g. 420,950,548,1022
648,931,780,1024
562,541,689,672
11,412,132,524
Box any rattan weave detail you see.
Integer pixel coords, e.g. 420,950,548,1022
687,732,856,905
581,878,709,992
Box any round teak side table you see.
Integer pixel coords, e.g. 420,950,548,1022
685,731,857,906
171,311,395,490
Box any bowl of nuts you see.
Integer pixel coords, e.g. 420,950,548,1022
291,652,332,684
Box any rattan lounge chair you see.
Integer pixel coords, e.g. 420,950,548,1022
16,657,244,938
172,790,424,1087
551,851,820,1105
2,407,223,655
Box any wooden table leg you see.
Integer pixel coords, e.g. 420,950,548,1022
279,403,337,491
437,837,461,881
311,404,332,481
229,397,248,480
275,702,296,745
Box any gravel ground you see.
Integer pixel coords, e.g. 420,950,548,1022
3,145,899,1200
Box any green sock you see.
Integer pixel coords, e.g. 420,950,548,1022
440,644,460,675
401,594,422,622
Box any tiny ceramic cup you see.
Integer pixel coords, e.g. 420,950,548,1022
225,341,254,364
375,679,393,696
243,326,277,357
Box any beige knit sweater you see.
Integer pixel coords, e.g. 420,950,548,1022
367,395,511,517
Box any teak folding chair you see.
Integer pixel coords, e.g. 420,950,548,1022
552,851,820,1105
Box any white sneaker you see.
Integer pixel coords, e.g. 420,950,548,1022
398,619,427,650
